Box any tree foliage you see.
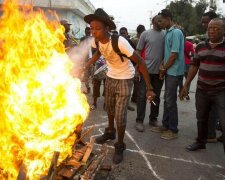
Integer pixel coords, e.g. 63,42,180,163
167,0,208,35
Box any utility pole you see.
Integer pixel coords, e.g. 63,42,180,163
148,10,153,29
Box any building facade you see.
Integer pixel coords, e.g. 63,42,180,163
0,0,95,38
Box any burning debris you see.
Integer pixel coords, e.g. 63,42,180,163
0,0,90,179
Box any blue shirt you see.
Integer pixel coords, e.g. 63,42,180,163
164,26,184,76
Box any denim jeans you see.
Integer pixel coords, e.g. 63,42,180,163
195,89,225,152
136,74,164,123
162,75,183,133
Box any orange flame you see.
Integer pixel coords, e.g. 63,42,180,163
0,0,89,179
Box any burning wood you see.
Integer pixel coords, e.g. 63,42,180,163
0,0,89,179
17,164,26,180
46,151,60,180
54,139,108,180
33,127,109,180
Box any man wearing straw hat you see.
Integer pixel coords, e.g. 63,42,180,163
83,8,155,164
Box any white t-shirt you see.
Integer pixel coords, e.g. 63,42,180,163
92,36,135,79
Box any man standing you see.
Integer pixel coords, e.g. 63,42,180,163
60,19,77,51
83,8,155,164
151,9,184,140
180,18,225,152
135,15,165,132
201,11,218,33
201,11,219,143
131,24,146,104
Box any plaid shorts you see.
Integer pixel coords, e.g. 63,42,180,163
105,76,133,127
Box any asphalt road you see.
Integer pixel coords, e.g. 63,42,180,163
82,77,225,180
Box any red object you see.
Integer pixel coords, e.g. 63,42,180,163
184,41,194,65
141,47,146,59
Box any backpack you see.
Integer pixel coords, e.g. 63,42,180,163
95,34,130,62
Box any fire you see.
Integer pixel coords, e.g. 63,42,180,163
0,0,89,179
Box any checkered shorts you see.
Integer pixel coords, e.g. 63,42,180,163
104,76,133,127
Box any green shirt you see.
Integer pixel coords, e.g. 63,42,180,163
164,26,184,76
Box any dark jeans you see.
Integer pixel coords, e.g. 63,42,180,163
162,75,183,133
136,74,164,123
195,89,225,152
207,107,217,138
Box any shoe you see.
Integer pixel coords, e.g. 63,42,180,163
186,142,206,151
113,142,126,164
149,120,158,127
95,127,116,144
207,137,217,143
160,130,178,140
150,126,167,133
128,105,135,111
186,95,190,100
135,123,144,132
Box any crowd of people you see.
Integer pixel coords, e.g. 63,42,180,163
61,8,225,164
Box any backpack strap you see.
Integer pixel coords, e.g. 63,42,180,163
111,34,128,62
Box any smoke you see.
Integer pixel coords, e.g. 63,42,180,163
67,36,94,78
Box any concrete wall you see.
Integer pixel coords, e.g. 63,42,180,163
0,0,95,39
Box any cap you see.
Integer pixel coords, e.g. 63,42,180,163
60,19,72,25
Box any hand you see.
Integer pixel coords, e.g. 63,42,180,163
159,65,166,80
159,70,166,80
179,86,188,100
146,90,156,103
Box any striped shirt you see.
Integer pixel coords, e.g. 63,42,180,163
191,39,225,91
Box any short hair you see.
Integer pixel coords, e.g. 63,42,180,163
119,27,128,33
136,25,145,34
203,11,218,20
158,9,172,20
210,17,225,29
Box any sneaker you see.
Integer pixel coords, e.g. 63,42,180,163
135,123,144,132
150,126,167,133
160,130,178,140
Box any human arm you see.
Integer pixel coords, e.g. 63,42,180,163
159,52,178,79
160,29,184,79
129,51,156,102
83,50,101,71
179,64,199,100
